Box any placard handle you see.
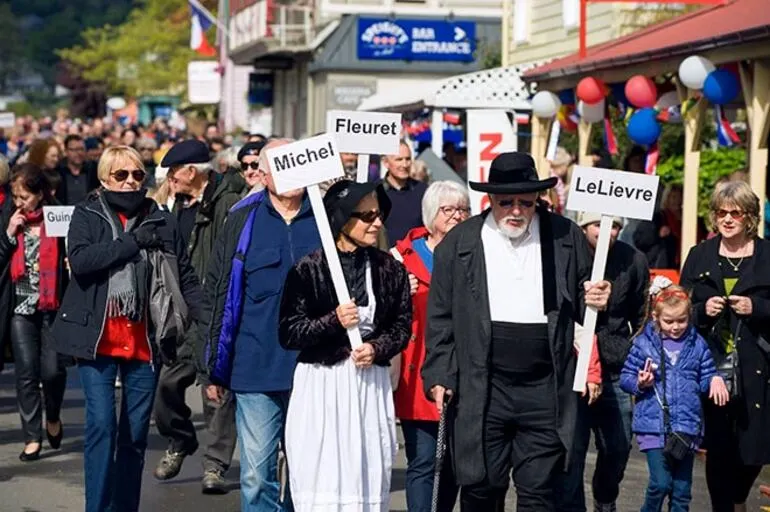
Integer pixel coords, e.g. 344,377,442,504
356,154,369,183
307,185,363,349
573,214,612,392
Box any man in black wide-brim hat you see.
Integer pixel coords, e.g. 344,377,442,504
422,152,612,510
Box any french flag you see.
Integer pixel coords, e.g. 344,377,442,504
190,1,216,57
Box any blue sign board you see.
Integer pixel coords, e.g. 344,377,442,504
357,18,476,62
248,72,274,106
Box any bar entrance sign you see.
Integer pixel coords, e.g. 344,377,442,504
326,110,402,183
567,166,660,392
266,134,364,348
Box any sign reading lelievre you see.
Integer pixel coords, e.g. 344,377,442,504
566,166,659,221
268,134,345,194
325,110,402,155
43,206,75,238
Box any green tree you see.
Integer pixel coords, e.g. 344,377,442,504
59,0,218,97
0,4,24,92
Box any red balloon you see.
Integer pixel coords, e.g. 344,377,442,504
625,75,658,108
576,77,607,105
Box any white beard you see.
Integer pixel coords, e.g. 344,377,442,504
497,215,529,240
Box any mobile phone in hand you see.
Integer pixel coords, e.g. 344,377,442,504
643,358,653,373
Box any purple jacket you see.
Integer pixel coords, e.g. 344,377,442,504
620,322,717,437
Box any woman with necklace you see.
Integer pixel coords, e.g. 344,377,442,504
279,179,412,511
680,181,770,512
0,163,68,461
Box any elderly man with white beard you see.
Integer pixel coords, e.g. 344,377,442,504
422,152,612,511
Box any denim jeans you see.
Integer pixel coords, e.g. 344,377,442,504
401,420,458,512
78,356,158,512
641,449,694,512
555,376,633,511
235,391,293,512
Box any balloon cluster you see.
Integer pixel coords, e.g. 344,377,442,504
529,54,740,147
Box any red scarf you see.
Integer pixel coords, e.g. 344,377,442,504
10,209,60,311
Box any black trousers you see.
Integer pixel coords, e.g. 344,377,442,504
10,312,67,443
153,361,237,471
703,400,763,511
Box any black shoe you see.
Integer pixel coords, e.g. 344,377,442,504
46,422,63,450
154,450,187,480
201,469,228,495
19,444,41,462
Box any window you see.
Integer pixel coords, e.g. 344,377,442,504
563,0,579,29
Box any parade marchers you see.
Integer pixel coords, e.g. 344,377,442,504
1,121,770,512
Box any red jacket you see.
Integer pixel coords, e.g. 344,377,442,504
393,227,439,421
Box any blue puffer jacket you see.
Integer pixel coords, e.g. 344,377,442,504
620,322,717,437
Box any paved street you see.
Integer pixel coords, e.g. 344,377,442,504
0,367,766,511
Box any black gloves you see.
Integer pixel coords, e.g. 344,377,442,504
132,224,165,250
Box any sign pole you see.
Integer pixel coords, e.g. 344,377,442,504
356,154,369,183
573,214,613,392
306,185,364,349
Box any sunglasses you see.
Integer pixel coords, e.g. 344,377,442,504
350,210,383,223
439,205,471,217
497,198,535,209
716,209,745,220
111,169,146,183
241,162,260,171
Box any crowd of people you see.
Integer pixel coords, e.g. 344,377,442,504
0,115,769,512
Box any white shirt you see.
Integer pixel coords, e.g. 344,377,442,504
481,213,548,323
357,261,377,338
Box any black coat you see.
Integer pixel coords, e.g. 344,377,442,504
680,236,770,465
54,160,100,205
422,208,593,486
52,191,205,363
279,247,412,366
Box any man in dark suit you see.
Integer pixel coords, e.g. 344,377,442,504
422,152,612,511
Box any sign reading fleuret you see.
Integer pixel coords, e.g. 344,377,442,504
268,133,344,194
567,166,659,393
43,206,75,238
266,135,362,349
326,110,402,182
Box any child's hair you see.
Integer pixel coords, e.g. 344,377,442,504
635,284,692,336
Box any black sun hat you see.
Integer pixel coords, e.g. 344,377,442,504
323,180,392,239
468,152,557,195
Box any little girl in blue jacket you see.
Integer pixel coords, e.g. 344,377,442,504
620,282,729,512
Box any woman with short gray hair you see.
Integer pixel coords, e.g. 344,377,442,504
391,180,470,512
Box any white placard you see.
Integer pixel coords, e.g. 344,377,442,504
325,110,402,156
188,61,222,104
567,166,660,221
0,112,15,129
267,136,362,348
267,133,345,194
43,206,75,238
466,110,518,214
567,166,659,393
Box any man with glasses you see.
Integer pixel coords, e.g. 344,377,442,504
237,141,266,196
152,139,243,494
55,134,100,205
423,152,612,511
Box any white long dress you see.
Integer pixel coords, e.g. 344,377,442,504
285,263,397,512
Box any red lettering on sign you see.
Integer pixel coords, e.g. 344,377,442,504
480,133,503,163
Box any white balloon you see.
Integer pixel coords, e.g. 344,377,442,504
577,99,605,124
678,55,715,90
656,91,679,110
531,91,562,118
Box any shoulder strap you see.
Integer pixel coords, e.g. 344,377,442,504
389,247,403,262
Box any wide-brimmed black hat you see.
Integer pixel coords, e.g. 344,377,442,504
323,180,392,239
468,152,557,194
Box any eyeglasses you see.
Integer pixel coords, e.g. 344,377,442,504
67,146,86,153
111,169,147,183
497,198,535,209
241,162,260,171
350,210,383,223
715,209,745,220
439,205,471,217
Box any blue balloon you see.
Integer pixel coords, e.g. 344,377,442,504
627,108,661,146
703,69,739,105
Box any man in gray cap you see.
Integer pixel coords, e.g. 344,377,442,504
555,211,649,512
153,139,244,494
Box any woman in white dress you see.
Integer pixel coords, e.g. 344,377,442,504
279,179,412,512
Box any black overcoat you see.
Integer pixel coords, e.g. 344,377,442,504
422,208,594,486
680,235,770,465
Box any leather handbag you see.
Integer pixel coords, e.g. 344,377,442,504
707,313,741,399
148,250,190,362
